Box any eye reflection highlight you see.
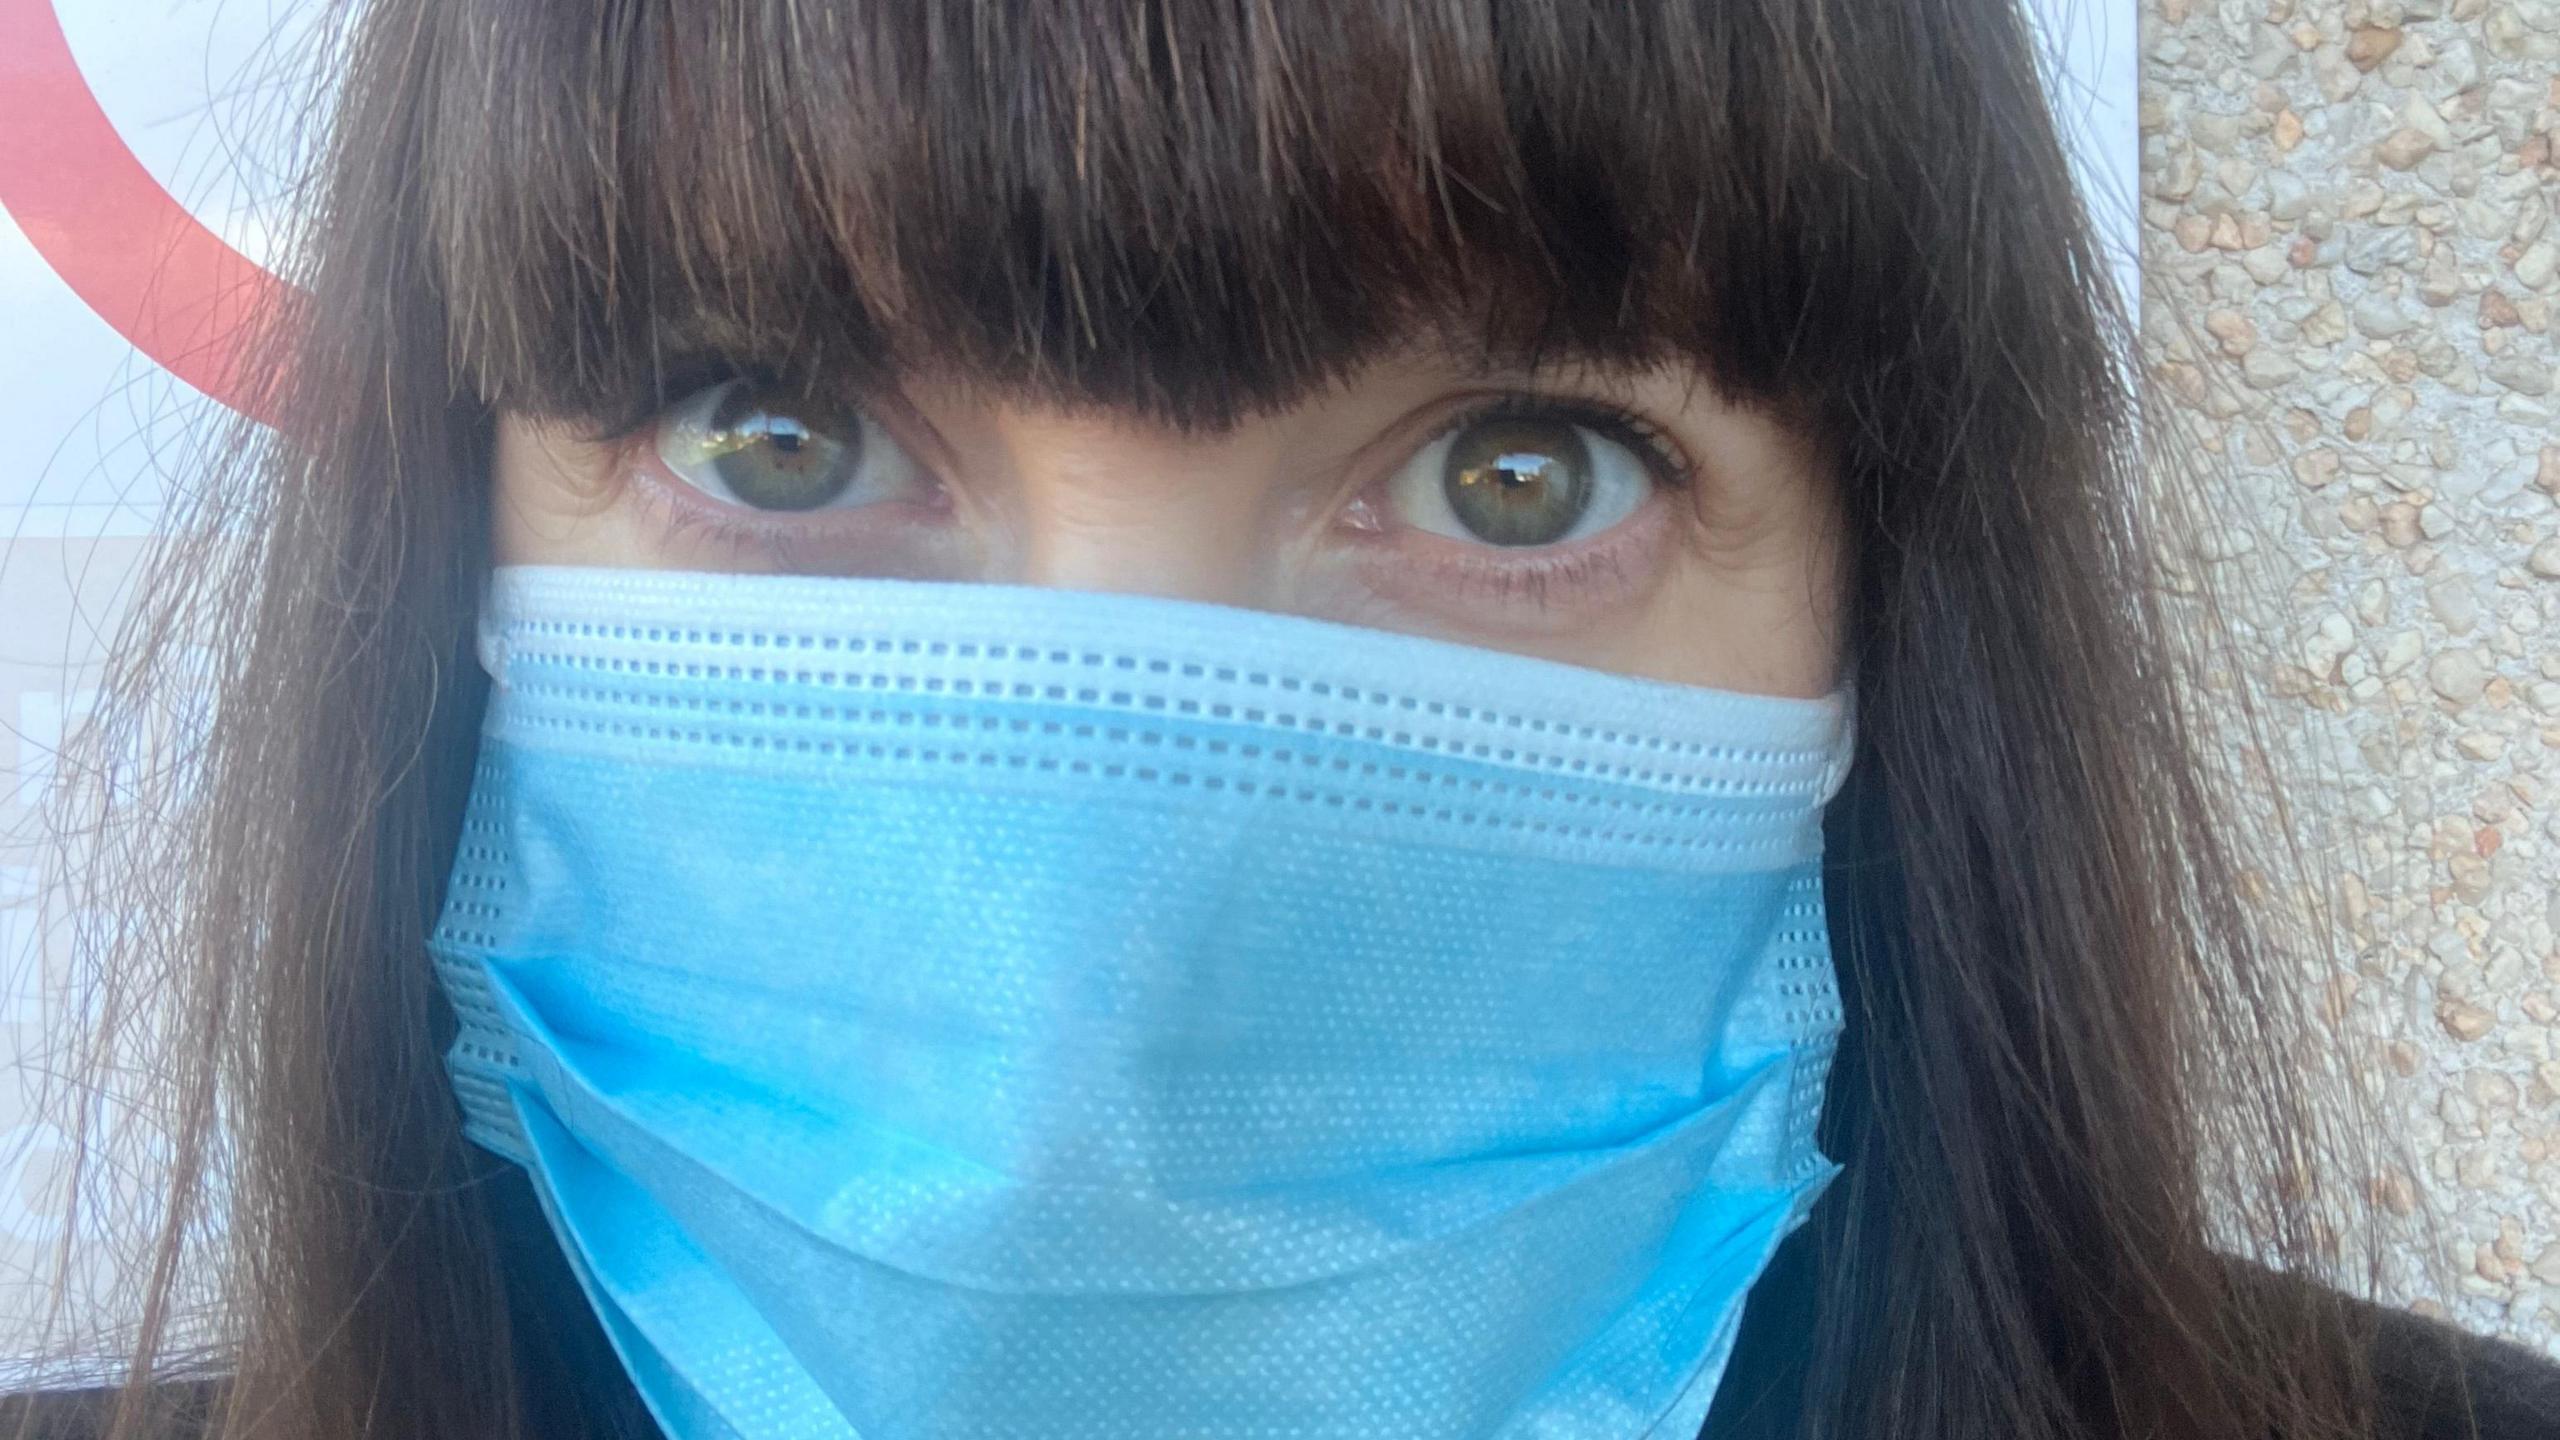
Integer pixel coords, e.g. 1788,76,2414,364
654,379,928,514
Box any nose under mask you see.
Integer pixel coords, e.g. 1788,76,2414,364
429,563,1856,1440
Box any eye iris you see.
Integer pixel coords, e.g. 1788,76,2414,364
1442,417,1592,546
707,384,861,511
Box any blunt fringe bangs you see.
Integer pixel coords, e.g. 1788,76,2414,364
422,0,2100,446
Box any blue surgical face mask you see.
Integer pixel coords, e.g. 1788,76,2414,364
429,564,1856,1440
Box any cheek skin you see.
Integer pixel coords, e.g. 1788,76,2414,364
1619,496,1843,698
1635,412,1845,698
1448,385,1841,697
1507,507,1842,698
490,420,673,568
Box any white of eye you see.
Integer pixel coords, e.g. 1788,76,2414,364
653,378,928,513
1382,414,1653,548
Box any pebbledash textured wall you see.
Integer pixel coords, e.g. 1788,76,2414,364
2140,0,2560,1353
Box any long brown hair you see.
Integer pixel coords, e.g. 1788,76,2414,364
33,1,2396,1436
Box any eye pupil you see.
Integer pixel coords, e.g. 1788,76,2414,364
1443,417,1593,546
708,383,861,511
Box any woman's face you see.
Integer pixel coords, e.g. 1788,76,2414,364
491,350,1845,696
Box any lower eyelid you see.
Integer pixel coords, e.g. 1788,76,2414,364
620,468,800,564
620,455,969,580
1338,487,1676,621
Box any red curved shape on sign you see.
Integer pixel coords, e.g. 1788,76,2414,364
0,0,296,428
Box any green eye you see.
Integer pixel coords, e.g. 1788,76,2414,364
655,379,924,512
1441,416,1596,547
1387,408,1653,549
703,383,858,511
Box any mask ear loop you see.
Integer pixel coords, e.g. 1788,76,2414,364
475,567,512,688
1814,680,1859,805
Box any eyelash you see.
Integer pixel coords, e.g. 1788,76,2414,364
594,346,1698,480
579,355,763,447
593,364,1699,591
1427,393,1699,495
622,476,830,569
